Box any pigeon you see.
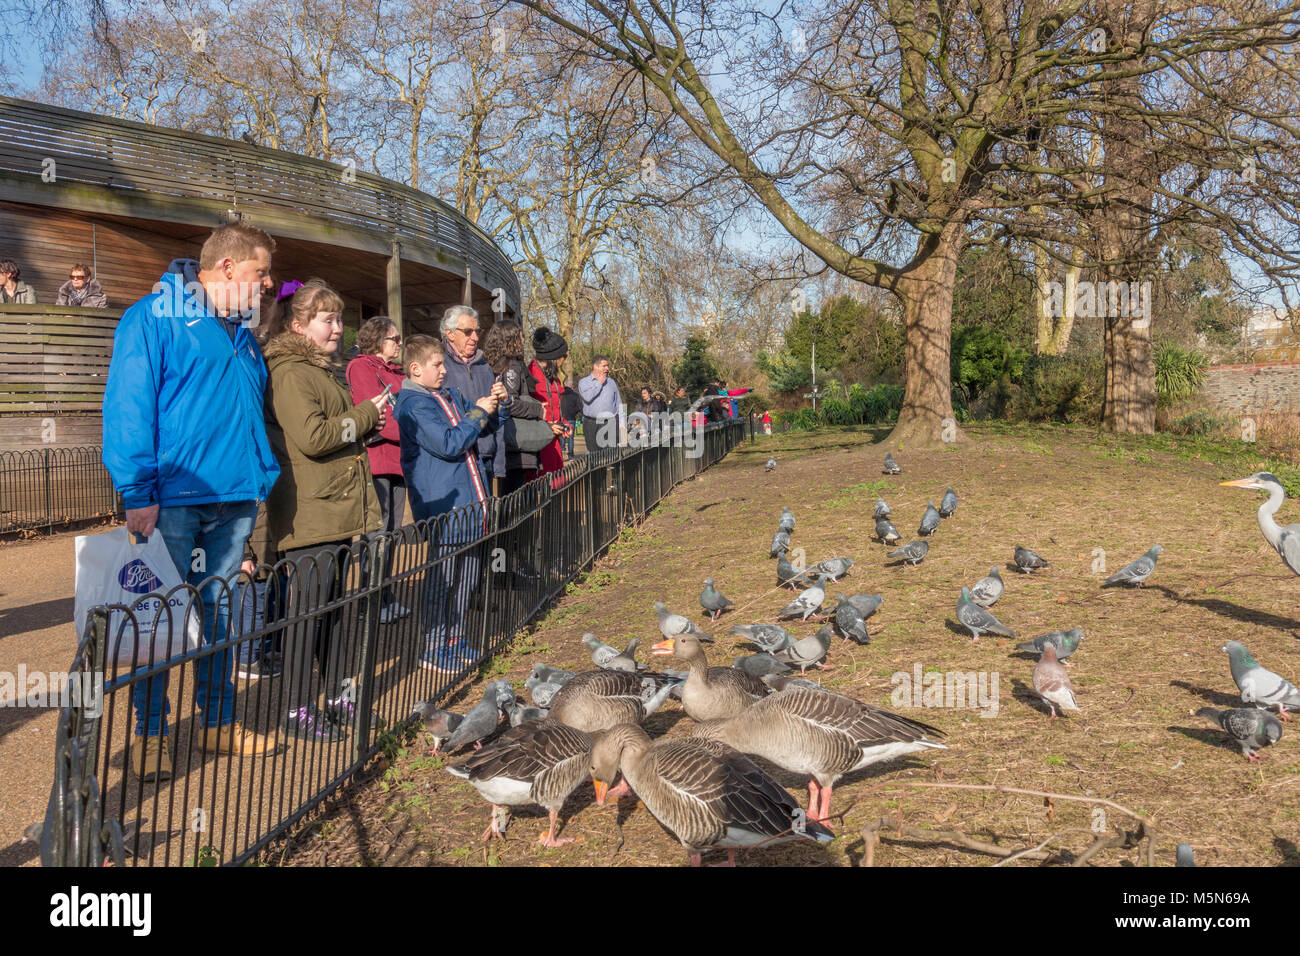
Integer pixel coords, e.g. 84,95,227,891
1014,545,1050,573
875,516,901,545
1103,544,1164,588
440,680,516,752
772,625,835,672
529,662,576,686
939,487,958,518
729,622,796,655
1223,641,1300,720
1196,706,1283,761
1032,646,1079,718
655,601,713,643
846,593,883,622
833,594,870,645
873,498,891,519
413,701,464,753
1015,628,1084,664
969,567,1004,607
733,653,794,679
582,633,643,673
955,587,1015,641
765,457,776,472
887,540,929,566
778,577,826,620
770,529,791,558
525,675,565,708
699,578,735,622
807,557,854,582
506,698,549,727
761,674,831,693
883,452,901,474
918,503,941,537
777,554,814,589
1175,843,1196,867
778,507,796,532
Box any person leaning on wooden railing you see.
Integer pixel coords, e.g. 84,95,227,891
0,259,36,304
55,263,109,308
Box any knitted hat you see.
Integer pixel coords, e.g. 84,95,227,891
532,326,568,361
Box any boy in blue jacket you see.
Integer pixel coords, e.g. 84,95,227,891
393,335,508,673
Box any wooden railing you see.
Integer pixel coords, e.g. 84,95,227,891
0,95,518,308
0,305,121,414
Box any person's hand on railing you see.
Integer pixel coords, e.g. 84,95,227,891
125,504,159,538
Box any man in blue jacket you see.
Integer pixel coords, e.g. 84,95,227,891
394,335,508,673
439,305,506,489
102,223,281,781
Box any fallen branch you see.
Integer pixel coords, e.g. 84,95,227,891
861,817,1059,863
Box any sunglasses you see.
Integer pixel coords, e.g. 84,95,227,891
69,274,87,280
384,334,402,344
455,327,479,337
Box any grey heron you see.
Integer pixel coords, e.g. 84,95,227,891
1221,473,1300,575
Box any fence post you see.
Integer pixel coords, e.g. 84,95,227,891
44,447,53,533
477,498,500,656
352,535,385,761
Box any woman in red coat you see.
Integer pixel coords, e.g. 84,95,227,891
527,326,572,479
346,315,408,623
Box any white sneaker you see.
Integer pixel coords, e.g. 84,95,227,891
379,602,412,625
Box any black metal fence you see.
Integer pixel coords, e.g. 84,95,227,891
40,418,751,866
0,445,123,534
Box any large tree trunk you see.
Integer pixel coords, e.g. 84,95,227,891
886,224,965,447
1102,314,1156,432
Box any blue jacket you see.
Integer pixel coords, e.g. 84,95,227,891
440,344,506,478
395,380,503,525
102,260,281,509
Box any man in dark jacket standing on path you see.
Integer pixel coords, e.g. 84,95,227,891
440,305,505,490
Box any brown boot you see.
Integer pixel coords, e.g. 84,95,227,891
130,735,173,782
200,721,276,757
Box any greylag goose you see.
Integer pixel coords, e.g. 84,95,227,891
652,633,768,721
547,669,677,734
447,719,594,845
589,723,834,866
690,686,945,824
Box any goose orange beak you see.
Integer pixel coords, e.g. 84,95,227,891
652,638,675,656
593,779,609,805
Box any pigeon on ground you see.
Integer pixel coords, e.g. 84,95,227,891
772,625,835,672
833,594,870,645
770,529,791,558
778,577,826,620
1223,641,1300,720
765,457,776,472
1103,544,1164,588
873,498,891,519
729,622,796,655
413,700,464,754
968,567,1004,607
1196,706,1283,761
807,557,854,582
582,633,643,673
700,578,735,621
1032,646,1079,718
440,681,516,752
883,452,901,475
1015,628,1084,664
955,587,1015,641
525,676,565,708
846,593,883,622
761,674,830,693
529,662,576,686
918,503,941,537
506,698,549,727
1014,545,1050,573
1175,844,1196,867
875,516,901,545
939,487,958,518
887,540,929,566
655,601,713,643
733,653,794,679
778,507,796,532
777,554,814,589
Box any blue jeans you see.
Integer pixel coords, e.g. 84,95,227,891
132,501,257,736
422,538,482,652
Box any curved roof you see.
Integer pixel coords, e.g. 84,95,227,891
0,95,518,312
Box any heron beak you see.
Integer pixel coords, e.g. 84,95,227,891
652,638,675,656
593,779,608,805
1220,478,1260,489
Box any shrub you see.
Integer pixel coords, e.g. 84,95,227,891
1009,354,1104,424
1154,342,1209,408
793,407,822,430
951,326,1029,404
820,397,856,426
850,383,904,423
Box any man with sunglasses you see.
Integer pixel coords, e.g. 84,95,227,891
55,263,109,307
439,305,506,487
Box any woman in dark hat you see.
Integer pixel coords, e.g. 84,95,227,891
527,326,573,476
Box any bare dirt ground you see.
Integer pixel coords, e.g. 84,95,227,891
264,422,1300,868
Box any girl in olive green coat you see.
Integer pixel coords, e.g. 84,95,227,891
263,279,386,741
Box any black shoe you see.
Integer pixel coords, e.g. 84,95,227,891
283,705,344,742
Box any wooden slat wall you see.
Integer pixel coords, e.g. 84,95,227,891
0,201,189,305
0,308,119,414
0,414,101,451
